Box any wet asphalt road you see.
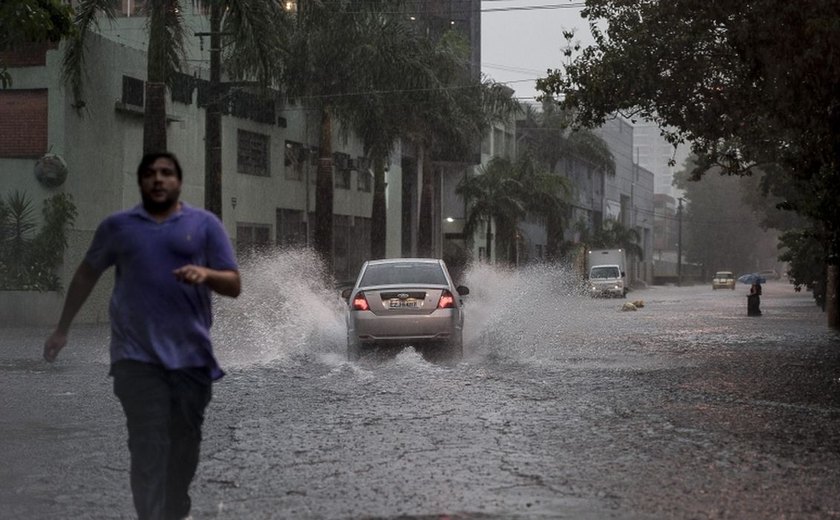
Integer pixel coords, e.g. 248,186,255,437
2,265,840,519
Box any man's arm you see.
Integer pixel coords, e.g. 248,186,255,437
44,261,102,362
173,265,241,298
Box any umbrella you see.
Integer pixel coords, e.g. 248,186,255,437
738,273,767,285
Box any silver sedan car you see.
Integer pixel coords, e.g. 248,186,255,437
342,258,469,361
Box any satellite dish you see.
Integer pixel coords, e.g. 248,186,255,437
34,154,68,188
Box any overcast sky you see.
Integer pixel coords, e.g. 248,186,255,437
480,1,594,104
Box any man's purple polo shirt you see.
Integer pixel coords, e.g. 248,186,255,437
84,202,238,380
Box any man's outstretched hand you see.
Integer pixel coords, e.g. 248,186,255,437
44,331,67,362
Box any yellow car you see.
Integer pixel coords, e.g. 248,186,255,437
712,271,736,290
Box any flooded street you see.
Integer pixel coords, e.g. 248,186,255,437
2,253,840,519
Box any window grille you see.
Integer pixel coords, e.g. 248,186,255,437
237,130,270,177
122,76,144,107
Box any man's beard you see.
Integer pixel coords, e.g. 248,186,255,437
141,191,180,215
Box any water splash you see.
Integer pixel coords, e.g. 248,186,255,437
462,261,590,362
211,251,688,372
214,248,346,368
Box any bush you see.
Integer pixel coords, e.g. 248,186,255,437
0,191,77,291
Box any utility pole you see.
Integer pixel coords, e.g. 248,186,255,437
677,197,683,286
196,7,226,220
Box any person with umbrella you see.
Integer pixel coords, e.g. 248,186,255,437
739,273,766,316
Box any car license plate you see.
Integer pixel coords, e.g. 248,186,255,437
390,298,417,308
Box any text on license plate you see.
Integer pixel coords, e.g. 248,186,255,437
390,298,418,308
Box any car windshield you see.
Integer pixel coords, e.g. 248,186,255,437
590,266,620,279
360,262,448,286
715,272,733,279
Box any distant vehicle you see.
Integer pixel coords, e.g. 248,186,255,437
712,271,736,290
586,248,627,298
342,258,468,362
758,269,780,280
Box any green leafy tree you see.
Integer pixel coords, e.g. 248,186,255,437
0,0,75,88
673,156,781,278
536,0,840,325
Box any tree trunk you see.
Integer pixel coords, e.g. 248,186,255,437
143,82,167,154
204,2,223,219
545,212,562,261
828,264,839,329
314,107,334,273
143,4,168,154
417,158,434,257
370,154,387,259
485,218,492,262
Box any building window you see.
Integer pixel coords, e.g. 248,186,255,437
237,130,270,177
122,76,144,107
284,141,305,181
171,73,194,105
236,222,271,259
334,152,351,189
276,208,307,247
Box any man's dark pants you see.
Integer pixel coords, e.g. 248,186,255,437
112,360,212,520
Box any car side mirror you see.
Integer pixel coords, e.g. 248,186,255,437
340,287,352,301
456,285,469,296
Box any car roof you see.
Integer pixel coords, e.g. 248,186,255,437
714,271,734,275
364,258,442,266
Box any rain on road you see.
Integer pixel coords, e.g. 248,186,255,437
2,251,839,519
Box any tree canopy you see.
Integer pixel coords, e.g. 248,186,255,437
537,0,840,319
0,0,75,87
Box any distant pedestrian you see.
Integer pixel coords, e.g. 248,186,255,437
747,282,762,316
43,151,241,520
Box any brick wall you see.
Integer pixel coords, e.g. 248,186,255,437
0,89,48,158
0,42,56,67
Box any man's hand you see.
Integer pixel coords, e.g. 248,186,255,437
174,264,241,297
173,264,209,285
44,331,67,362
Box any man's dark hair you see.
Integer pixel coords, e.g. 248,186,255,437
137,152,183,183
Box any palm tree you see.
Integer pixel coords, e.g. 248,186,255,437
284,0,420,269
62,0,286,155
520,100,615,177
517,100,615,258
511,150,572,263
342,11,441,260
590,220,644,261
404,31,519,257
456,157,524,262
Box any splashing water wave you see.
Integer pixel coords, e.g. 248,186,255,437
212,254,616,369
214,248,346,367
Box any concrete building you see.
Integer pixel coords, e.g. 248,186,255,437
0,0,489,323
596,118,655,287
633,119,689,199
